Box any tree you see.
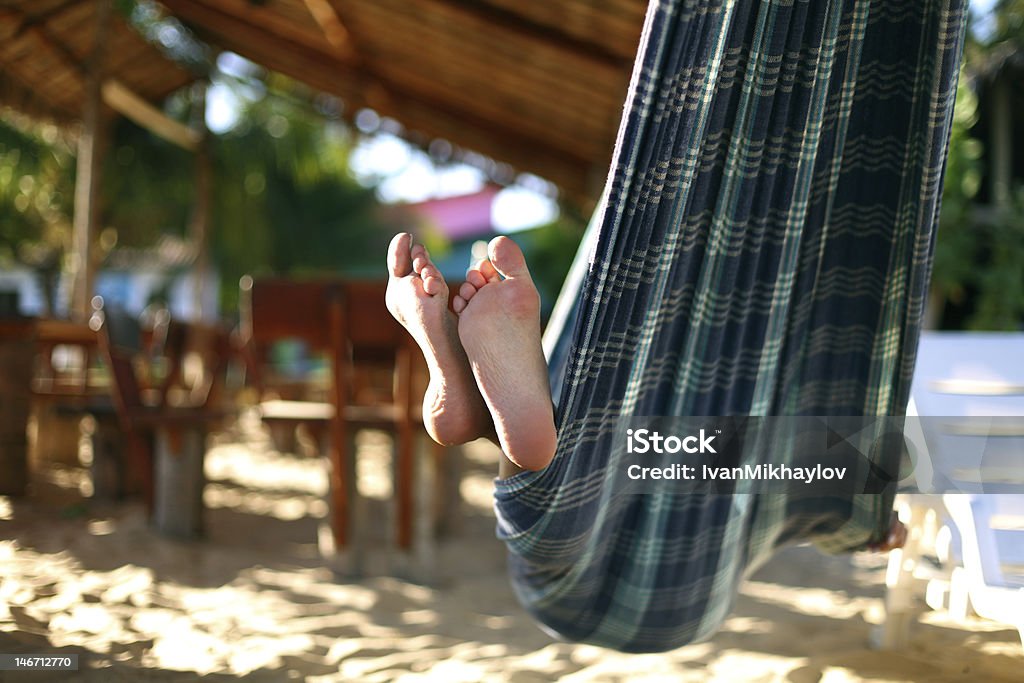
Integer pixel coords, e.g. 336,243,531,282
0,114,76,315
929,0,1024,330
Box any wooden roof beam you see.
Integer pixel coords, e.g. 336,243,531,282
159,0,594,163
0,59,82,121
319,0,603,159
6,15,198,151
412,0,632,70
156,0,604,201
101,80,200,151
301,0,356,58
8,0,81,40
160,0,344,63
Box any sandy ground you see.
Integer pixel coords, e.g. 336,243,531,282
1,420,1022,682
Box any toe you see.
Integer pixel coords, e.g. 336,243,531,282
411,244,429,274
459,282,478,302
388,233,413,277
488,237,530,280
465,269,487,289
423,275,444,296
453,296,467,314
420,265,447,297
478,258,501,283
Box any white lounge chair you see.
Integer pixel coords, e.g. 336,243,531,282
875,332,1024,651
942,494,1024,643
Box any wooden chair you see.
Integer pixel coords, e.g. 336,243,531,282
31,319,102,399
144,311,234,411
28,319,108,477
92,302,227,536
240,276,423,555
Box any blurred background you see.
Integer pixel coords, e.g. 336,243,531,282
0,1,1022,681
0,1,1021,330
0,0,603,326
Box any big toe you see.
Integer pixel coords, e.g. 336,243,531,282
388,233,413,277
488,236,531,280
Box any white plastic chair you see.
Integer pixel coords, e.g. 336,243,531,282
942,494,1024,645
876,332,1024,651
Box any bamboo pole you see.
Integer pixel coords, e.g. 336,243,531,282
188,82,212,321
69,0,112,320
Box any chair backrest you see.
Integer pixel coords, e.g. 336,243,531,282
32,319,98,395
243,278,338,351
95,302,230,415
909,332,1024,493
150,313,232,409
340,280,406,358
182,320,233,408
93,305,146,419
240,276,409,387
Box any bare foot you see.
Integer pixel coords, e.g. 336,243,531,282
385,233,491,445
456,237,557,471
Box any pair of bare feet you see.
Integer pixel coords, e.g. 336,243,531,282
385,233,557,474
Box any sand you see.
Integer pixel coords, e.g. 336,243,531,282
1,421,1021,682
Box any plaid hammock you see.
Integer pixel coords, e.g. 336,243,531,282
494,0,967,653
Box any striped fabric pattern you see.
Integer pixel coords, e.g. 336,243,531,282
494,0,967,653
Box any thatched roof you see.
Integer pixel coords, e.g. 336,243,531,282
0,1,194,127
156,0,647,206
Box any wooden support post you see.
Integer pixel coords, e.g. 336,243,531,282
0,321,34,496
152,426,206,538
395,343,414,550
70,0,112,321
327,292,350,550
80,413,127,500
188,82,212,321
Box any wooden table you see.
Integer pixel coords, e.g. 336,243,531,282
0,317,115,496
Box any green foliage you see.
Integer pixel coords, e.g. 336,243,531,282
929,1,1024,330
933,72,984,314
0,115,75,314
969,191,1024,329
103,116,195,248
0,117,75,259
209,81,394,311
2,74,397,315
993,1,1024,42
934,79,1024,330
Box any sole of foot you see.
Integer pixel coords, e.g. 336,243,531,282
456,236,557,471
385,233,490,446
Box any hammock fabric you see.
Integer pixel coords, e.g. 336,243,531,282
494,0,967,653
